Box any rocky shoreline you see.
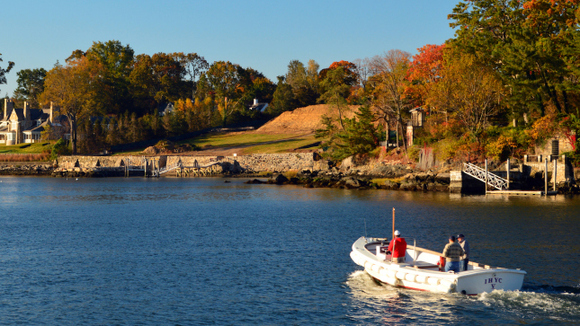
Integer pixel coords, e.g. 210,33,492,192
243,169,452,191
2,161,578,195
0,163,54,176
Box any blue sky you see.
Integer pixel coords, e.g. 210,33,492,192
1,0,458,98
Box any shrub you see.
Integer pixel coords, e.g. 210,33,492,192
50,138,71,160
283,170,298,179
407,146,421,162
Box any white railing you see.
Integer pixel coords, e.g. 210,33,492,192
158,161,182,175
463,162,508,190
125,156,147,171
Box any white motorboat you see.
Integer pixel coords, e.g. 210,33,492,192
350,236,526,295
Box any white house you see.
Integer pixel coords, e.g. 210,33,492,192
0,99,56,145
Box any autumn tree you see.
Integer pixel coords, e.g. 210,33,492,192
67,41,135,115
449,0,580,122
319,66,351,129
368,50,412,149
429,52,505,136
175,52,209,100
406,44,446,110
352,57,372,90
40,58,105,154
129,53,188,113
285,59,320,108
319,60,358,86
203,61,243,126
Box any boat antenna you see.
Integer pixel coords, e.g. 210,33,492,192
363,216,368,239
392,207,395,240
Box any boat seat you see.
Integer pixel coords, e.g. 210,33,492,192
413,264,439,269
412,261,440,269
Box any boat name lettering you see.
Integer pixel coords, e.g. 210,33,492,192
484,277,503,288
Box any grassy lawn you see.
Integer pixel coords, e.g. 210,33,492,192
0,141,52,154
186,132,304,148
113,131,320,155
183,132,319,154
237,135,319,154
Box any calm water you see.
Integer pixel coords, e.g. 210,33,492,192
0,177,578,325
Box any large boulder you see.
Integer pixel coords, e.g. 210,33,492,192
272,174,289,184
143,146,160,155
342,177,361,189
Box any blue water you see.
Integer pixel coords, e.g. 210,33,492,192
0,177,578,325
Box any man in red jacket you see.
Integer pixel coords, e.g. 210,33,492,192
388,230,407,263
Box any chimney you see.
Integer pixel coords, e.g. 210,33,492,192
253,98,258,106
24,101,30,120
4,98,13,119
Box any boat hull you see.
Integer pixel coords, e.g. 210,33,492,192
350,237,525,295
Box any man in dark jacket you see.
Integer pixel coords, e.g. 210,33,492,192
443,235,464,273
457,234,470,271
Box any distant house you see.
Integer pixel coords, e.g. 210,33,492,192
159,102,175,116
0,99,62,145
248,98,268,112
410,107,425,127
406,107,426,147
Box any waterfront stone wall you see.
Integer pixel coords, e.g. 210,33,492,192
166,153,328,173
522,155,573,184
449,171,485,194
55,153,329,174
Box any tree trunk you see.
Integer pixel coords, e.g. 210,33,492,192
69,114,77,155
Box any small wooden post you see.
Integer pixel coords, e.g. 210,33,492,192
144,158,147,177
506,158,510,190
553,157,557,192
485,159,488,195
545,158,548,195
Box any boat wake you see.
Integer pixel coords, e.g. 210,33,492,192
346,270,580,324
478,287,580,321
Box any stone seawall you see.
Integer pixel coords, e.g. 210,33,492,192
55,153,329,175
166,153,329,173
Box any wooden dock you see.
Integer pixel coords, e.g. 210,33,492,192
487,190,558,196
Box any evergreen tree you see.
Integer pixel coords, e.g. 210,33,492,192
317,106,383,161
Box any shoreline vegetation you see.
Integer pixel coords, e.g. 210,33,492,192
2,2,580,192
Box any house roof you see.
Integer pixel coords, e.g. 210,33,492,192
2,108,48,122
24,121,49,133
249,103,269,112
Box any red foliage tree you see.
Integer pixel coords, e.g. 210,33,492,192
405,44,446,108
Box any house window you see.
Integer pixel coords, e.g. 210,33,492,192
37,119,42,126
11,121,18,129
